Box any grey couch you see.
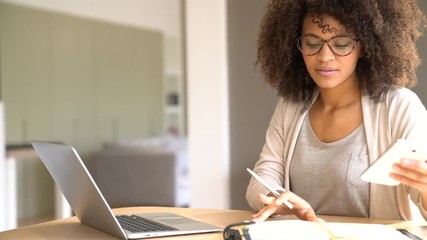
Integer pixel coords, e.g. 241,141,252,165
87,136,189,208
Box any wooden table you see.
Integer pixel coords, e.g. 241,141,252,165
0,206,426,239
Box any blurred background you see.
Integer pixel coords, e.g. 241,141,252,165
0,0,426,232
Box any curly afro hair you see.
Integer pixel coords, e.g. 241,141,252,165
257,0,427,103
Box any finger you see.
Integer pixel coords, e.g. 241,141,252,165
397,159,427,172
303,208,318,221
252,205,280,222
252,193,287,221
294,208,317,221
258,193,292,209
257,193,276,205
253,194,282,218
295,208,308,220
280,192,310,210
390,172,427,192
276,191,293,207
392,163,427,183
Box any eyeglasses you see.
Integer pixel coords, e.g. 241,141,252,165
297,34,359,57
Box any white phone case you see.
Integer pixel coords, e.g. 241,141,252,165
361,139,427,186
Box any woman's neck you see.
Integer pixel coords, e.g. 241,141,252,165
316,78,361,111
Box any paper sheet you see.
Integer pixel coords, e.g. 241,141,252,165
245,220,410,240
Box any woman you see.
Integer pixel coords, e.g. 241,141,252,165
246,0,427,221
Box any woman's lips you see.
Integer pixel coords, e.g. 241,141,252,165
316,68,337,76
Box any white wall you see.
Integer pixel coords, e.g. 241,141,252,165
0,0,184,74
0,104,6,230
185,0,230,209
0,0,180,35
413,1,427,105
1,0,187,136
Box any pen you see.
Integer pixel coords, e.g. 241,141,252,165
314,218,334,238
246,168,294,209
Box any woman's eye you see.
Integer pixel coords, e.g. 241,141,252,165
333,43,350,49
305,42,321,48
332,38,353,48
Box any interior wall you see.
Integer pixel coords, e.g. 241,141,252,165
0,3,164,151
412,1,427,104
186,0,230,209
227,1,277,210
0,0,184,79
0,0,181,36
0,0,186,135
0,105,5,230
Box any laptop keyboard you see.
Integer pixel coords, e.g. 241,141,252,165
116,215,178,233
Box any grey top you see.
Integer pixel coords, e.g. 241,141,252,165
290,115,370,217
247,88,427,220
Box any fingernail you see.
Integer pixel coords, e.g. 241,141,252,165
401,159,411,166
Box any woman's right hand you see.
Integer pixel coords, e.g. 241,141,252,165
251,190,317,222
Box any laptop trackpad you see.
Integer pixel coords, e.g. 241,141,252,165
154,216,194,225
137,213,216,230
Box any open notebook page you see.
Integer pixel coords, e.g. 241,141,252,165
245,219,410,240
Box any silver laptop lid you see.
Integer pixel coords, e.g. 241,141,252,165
31,141,127,239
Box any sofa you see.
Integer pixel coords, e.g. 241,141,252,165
86,135,189,208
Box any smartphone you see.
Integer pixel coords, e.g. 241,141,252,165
361,139,427,186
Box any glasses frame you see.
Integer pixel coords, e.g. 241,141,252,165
297,34,359,57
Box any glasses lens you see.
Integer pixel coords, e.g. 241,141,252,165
299,36,323,55
329,37,355,56
298,36,356,56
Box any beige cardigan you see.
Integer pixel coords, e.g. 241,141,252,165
246,87,427,220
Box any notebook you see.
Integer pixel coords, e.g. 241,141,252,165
223,219,413,240
30,140,222,239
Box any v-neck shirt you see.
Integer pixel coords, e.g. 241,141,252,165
290,114,370,217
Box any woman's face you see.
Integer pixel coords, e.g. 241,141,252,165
300,14,362,90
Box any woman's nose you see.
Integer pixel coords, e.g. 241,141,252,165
316,44,335,62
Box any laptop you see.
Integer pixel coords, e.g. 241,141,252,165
30,140,222,239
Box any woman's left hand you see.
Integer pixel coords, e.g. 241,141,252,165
390,158,427,191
